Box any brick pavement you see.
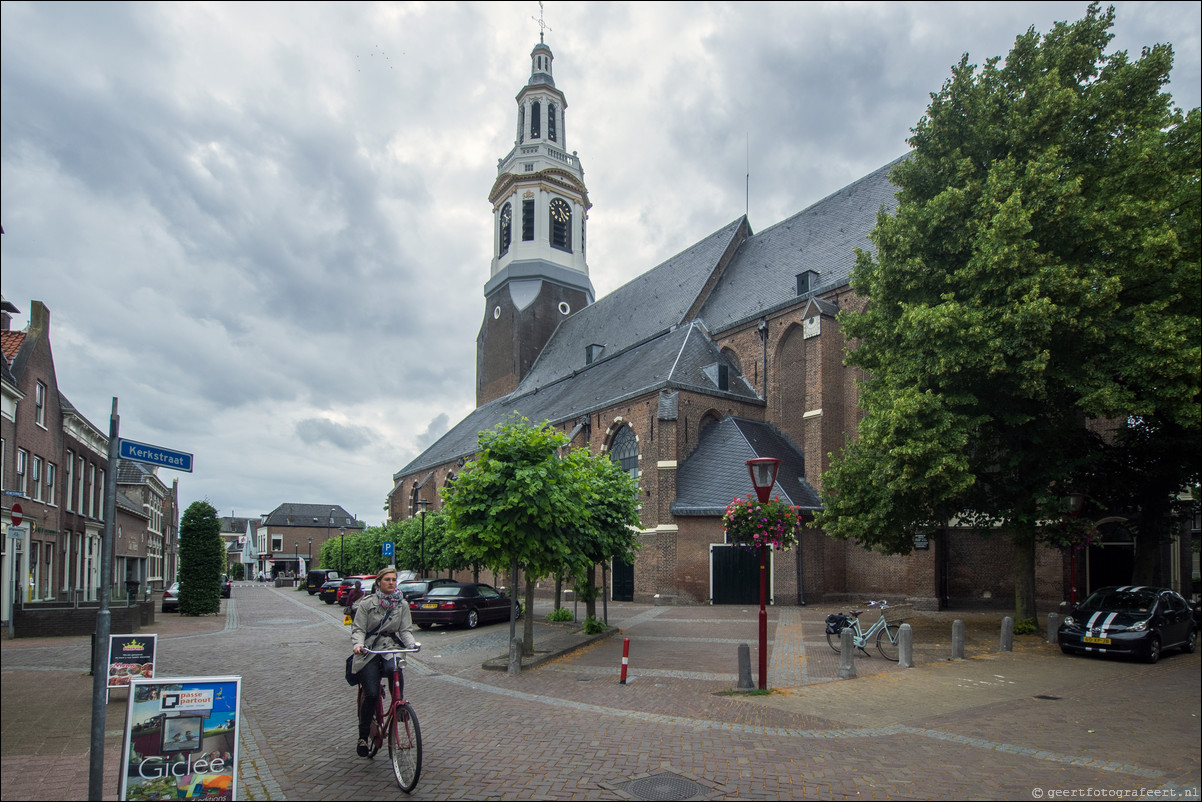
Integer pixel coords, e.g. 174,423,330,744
2,584,1198,800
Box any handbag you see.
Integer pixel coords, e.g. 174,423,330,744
344,607,393,686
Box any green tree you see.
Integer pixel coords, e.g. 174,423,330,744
817,4,1200,620
178,500,223,615
441,416,584,651
562,447,641,622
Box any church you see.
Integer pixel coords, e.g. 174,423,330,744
387,37,1107,610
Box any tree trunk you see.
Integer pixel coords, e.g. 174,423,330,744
554,575,562,609
1013,533,1037,622
584,564,597,621
523,575,535,656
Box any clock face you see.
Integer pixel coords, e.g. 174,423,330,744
501,206,511,225
550,199,570,223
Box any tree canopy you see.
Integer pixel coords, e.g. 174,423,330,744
178,500,223,615
816,3,1200,619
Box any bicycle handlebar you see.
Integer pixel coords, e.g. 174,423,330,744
361,645,421,655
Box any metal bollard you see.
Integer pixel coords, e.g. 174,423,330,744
620,638,631,685
898,623,913,668
838,627,857,679
1047,612,1059,644
951,619,965,659
1000,616,1014,652
508,637,523,675
737,643,754,690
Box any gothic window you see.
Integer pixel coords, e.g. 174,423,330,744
550,197,571,251
499,202,512,256
531,101,541,139
522,199,535,241
548,103,557,142
610,426,638,481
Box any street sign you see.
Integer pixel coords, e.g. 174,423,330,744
7,526,26,541
11,503,22,527
118,439,194,473
382,542,394,557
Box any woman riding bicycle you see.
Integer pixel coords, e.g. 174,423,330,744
350,565,417,757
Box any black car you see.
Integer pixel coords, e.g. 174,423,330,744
1058,586,1198,663
306,569,341,595
409,582,519,630
319,579,342,604
398,578,456,601
221,574,232,599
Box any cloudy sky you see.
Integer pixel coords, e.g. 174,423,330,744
3,1,1199,527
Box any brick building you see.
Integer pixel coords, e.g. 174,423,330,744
258,503,361,578
388,39,1190,609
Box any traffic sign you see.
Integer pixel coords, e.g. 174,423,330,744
118,439,194,473
382,542,394,557
7,526,26,540
11,503,21,527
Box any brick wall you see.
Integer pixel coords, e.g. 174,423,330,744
14,600,155,638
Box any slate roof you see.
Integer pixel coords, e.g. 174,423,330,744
261,503,361,529
672,417,821,516
517,218,747,391
697,155,905,334
394,321,760,479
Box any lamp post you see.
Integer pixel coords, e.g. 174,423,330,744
340,526,346,576
308,537,312,566
293,542,298,579
417,499,430,577
327,507,335,574
746,457,781,690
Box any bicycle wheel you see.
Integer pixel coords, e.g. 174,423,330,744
389,702,422,792
826,629,843,653
876,621,900,661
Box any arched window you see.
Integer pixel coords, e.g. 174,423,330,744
518,105,525,144
531,101,541,139
610,426,638,480
499,202,512,256
548,103,557,142
549,197,571,251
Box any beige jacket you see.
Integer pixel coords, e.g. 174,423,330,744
349,592,417,674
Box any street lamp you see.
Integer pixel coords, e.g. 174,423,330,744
340,526,346,576
293,542,298,579
747,456,781,690
417,499,431,577
327,507,336,574
308,537,312,566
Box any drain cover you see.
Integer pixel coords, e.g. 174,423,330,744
618,773,706,801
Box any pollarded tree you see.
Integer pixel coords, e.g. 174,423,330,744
178,500,223,615
817,4,1200,620
441,416,584,651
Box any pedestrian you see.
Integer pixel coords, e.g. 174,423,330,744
349,565,416,757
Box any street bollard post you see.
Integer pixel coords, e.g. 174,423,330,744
899,623,913,668
1047,613,1059,644
737,644,754,690
952,619,965,659
838,627,857,679
508,637,522,675
1000,616,1014,652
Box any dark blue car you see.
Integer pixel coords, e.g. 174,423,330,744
1058,586,1197,663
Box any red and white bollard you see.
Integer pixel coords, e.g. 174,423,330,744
619,637,630,684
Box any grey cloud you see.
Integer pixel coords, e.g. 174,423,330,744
296,417,377,450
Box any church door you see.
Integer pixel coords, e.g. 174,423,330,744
711,545,761,605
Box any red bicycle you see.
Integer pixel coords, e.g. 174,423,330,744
358,646,422,792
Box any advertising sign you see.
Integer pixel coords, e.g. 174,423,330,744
119,676,241,801
108,634,158,697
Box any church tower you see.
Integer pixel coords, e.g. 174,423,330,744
476,36,594,406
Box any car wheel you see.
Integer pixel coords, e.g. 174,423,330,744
1182,627,1197,655
466,609,479,629
1145,636,1161,664
418,623,432,631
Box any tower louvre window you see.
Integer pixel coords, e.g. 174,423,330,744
522,199,535,241
549,198,571,252
518,105,525,144
499,202,512,256
531,101,541,139
548,103,557,142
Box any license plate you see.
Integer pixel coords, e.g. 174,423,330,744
1083,636,1111,645
421,603,438,609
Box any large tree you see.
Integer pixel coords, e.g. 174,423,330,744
441,416,584,652
817,4,1200,620
178,500,224,616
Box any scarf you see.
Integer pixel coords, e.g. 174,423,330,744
377,588,404,611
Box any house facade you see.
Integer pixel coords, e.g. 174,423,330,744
258,503,362,577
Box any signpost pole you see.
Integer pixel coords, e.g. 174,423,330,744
89,397,120,800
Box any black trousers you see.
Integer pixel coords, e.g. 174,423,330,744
358,655,403,739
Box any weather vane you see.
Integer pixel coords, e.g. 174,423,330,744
532,1,551,43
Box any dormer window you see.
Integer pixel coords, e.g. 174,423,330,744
796,270,819,296
586,344,605,364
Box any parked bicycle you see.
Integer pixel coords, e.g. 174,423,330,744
358,646,422,792
825,600,905,661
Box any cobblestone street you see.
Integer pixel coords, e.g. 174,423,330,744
2,583,1198,800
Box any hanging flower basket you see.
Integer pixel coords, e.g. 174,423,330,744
722,495,801,551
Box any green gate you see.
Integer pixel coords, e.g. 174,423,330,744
711,544,763,605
